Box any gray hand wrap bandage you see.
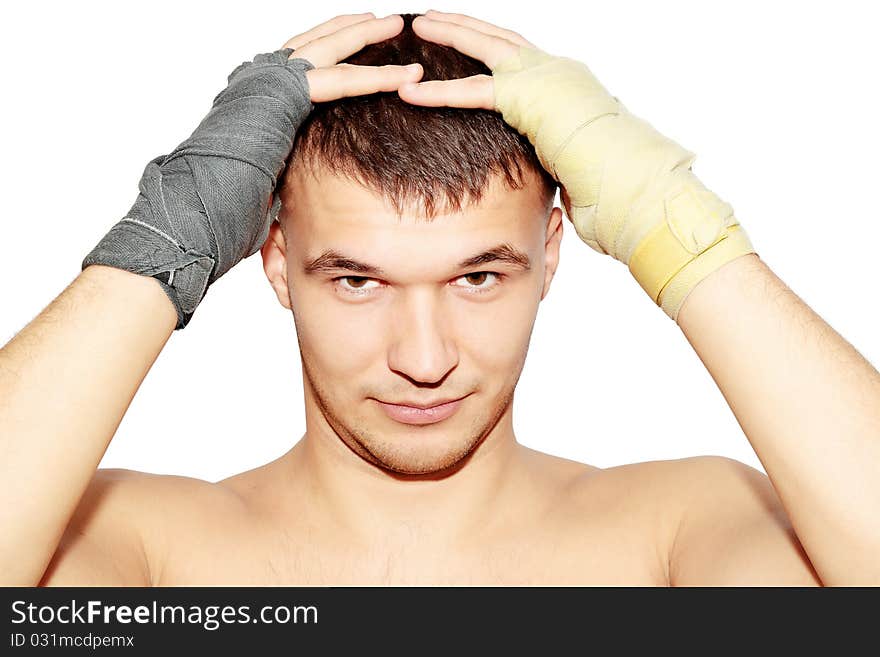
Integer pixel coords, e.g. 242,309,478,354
81,48,314,329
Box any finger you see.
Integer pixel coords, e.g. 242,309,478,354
294,15,405,69
397,75,494,111
307,63,424,102
423,10,536,48
411,16,519,70
281,13,375,50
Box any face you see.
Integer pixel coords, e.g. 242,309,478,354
262,166,563,476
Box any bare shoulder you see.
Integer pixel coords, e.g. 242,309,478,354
40,468,240,586
653,455,822,586
564,456,822,586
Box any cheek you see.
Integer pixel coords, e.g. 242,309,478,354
290,277,539,373
288,282,377,376
456,289,539,367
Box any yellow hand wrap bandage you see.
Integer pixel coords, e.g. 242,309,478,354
491,47,757,321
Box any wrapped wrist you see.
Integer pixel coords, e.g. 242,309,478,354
80,48,314,330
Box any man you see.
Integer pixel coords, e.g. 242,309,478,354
1,12,877,586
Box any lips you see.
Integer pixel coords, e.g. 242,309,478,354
377,396,467,425
383,397,461,410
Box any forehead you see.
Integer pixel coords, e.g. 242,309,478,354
282,166,547,253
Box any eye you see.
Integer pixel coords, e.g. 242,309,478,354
331,271,506,297
333,276,381,296
451,271,505,294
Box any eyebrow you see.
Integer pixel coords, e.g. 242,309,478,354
302,243,532,277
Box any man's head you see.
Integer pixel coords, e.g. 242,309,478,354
261,13,563,477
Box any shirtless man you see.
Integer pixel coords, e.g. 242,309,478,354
2,12,878,587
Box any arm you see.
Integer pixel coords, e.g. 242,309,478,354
0,265,176,585
667,456,822,586
38,469,159,587
675,252,880,586
0,16,428,586
394,12,879,584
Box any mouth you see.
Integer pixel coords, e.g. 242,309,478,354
376,395,468,425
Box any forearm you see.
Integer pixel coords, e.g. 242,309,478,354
0,264,176,584
676,252,880,585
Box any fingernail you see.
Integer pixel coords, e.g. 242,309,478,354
406,63,421,71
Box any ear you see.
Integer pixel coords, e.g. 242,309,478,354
540,206,564,301
261,219,291,310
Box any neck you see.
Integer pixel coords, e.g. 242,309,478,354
278,398,526,547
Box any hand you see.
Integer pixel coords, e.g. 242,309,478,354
400,10,756,322
265,14,423,211
281,13,424,103
81,14,424,330
399,11,535,111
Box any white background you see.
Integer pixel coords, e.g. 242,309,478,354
1,0,877,481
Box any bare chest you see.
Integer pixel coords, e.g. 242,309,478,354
155,503,669,586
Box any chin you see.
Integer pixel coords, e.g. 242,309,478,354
359,430,479,476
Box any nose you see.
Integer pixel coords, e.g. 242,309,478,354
387,289,459,385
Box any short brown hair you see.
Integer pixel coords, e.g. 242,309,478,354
279,12,557,221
